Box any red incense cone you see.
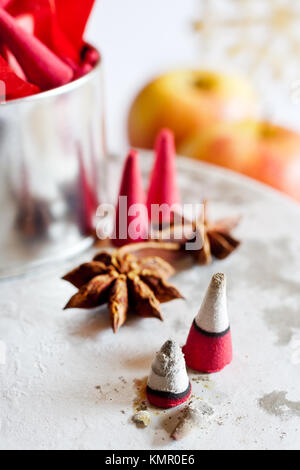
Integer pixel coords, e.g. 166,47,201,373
0,55,40,100
147,129,181,225
183,273,232,373
0,8,73,90
113,150,148,247
0,13,34,80
147,340,191,409
6,0,79,63
77,145,99,235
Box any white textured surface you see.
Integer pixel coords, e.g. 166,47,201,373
195,274,229,334
1,156,300,450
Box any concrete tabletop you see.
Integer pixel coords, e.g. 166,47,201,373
1,155,300,450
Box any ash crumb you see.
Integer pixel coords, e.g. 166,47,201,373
212,273,225,288
235,416,245,423
137,400,148,412
171,401,215,440
121,410,126,415
192,375,211,384
132,411,151,428
119,376,127,385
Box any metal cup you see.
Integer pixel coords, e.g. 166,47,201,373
0,56,106,278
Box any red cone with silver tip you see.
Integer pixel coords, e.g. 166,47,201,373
0,8,73,90
183,273,232,373
113,150,148,247
147,340,192,409
147,129,181,225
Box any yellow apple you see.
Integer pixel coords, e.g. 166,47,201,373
179,121,300,202
128,70,259,149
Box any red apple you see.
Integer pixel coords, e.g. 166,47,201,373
179,121,300,202
128,70,259,149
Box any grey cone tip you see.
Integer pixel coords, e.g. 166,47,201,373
160,339,178,355
211,273,226,287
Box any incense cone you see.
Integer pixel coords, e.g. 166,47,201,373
76,145,99,235
0,8,73,90
0,12,34,79
5,0,79,63
147,129,181,224
0,55,40,100
113,150,148,247
171,401,214,441
147,340,191,409
183,273,232,373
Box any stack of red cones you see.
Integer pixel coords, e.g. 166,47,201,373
183,273,232,373
147,340,192,409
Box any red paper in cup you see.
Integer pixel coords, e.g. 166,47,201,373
0,0,96,97
0,54,40,100
54,0,95,51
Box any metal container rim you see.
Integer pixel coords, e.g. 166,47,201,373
0,46,102,107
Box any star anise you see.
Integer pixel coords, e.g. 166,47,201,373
188,201,241,265
151,201,241,265
63,247,183,333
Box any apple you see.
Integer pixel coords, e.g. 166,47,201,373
128,70,259,149
179,121,300,202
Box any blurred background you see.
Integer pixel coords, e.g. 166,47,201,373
88,0,300,155
88,0,200,152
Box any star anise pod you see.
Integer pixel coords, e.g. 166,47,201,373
63,247,183,333
190,201,240,265
151,201,241,265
